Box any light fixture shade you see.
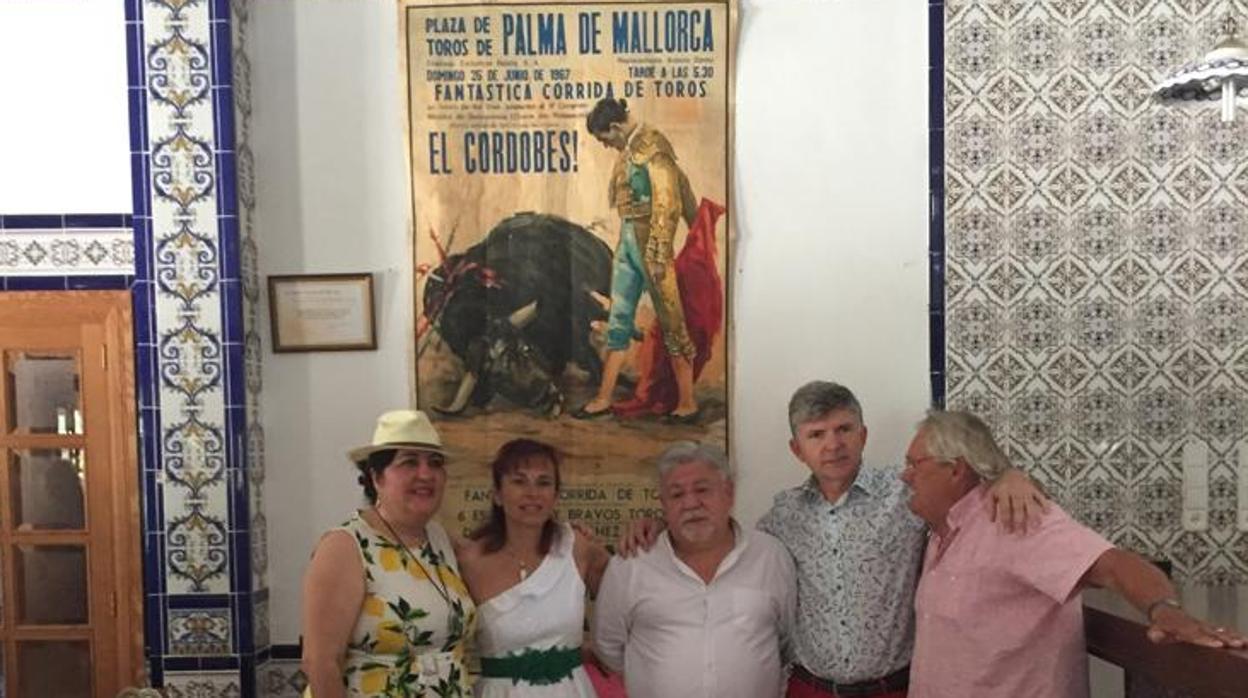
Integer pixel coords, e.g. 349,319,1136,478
1153,36,1248,121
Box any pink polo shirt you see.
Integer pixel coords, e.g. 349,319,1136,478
910,484,1114,698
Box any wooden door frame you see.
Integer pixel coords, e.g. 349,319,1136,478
0,290,145,695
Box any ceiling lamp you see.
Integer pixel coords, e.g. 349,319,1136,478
1154,15,1248,122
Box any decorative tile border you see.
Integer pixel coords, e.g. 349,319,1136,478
252,592,271,652
929,0,947,407
0,274,135,291
164,670,243,698
231,0,269,610
0,214,135,275
256,660,306,698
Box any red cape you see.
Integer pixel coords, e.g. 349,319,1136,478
613,198,726,418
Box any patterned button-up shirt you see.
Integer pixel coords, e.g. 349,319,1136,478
757,464,926,683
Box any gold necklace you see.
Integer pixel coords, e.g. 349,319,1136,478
500,544,543,581
373,506,451,607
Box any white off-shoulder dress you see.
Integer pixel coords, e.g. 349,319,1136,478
474,523,597,697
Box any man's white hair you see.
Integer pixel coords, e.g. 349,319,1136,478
918,410,1011,481
655,441,732,481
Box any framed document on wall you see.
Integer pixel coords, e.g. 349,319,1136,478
267,273,377,352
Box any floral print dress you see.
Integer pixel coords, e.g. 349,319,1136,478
338,511,477,697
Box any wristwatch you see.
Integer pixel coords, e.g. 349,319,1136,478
1145,597,1182,621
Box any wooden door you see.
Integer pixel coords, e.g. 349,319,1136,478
0,291,143,697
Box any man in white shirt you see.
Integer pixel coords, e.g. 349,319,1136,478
593,441,797,698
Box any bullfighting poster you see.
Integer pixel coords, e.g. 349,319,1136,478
401,0,736,540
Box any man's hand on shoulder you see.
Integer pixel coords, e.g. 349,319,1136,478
570,521,599,545
617,517,663,557
986,468,1049,533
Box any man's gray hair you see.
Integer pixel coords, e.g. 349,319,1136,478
918,410,1011,481
655,441,732,481
788,381,863,435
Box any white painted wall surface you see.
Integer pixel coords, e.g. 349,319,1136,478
0,1,131,214
253,0,930,643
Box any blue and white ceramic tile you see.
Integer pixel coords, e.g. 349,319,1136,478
944,0,1248,583
143,0,234,596
0,228,134,275
169,608,233,655
164,671,243,698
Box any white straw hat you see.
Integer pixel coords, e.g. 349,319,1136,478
347,409,447,464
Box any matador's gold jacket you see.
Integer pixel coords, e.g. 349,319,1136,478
608,124,698,269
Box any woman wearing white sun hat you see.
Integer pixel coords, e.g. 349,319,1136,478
301,410,477,698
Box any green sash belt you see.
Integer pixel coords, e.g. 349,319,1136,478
479,645,583,685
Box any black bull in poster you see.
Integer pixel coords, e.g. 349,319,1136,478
418,213,613,417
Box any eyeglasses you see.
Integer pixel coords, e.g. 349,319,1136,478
903,455,948,470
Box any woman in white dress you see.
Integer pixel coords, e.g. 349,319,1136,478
459,439,611,697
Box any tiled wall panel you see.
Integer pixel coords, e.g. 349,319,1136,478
143,0,232,597
1,0,262,694
134,0,264,692
942,0,1248,583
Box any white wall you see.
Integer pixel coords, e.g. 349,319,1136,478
254,0,930,643
731,0,930,525
0,1,130,214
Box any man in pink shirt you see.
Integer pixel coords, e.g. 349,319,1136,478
901,410,1246,698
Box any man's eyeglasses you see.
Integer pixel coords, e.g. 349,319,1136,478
903,455,948,470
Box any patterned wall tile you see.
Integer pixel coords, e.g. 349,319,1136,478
232,0,268,599
169,608,233,655
0,228,134,275
253,593,271,651
164,671,242,698
143,0,233,595
944,0,1248,583
257,661,306,698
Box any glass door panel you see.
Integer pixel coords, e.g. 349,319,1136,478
16,640,90,698
9,450,86,531
6,353,81,435
13,546,88,626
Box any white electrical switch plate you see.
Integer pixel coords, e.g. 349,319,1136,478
1182,441,1208,532
1238,447,1248,532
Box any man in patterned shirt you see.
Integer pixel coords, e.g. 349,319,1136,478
758,381,1042,698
